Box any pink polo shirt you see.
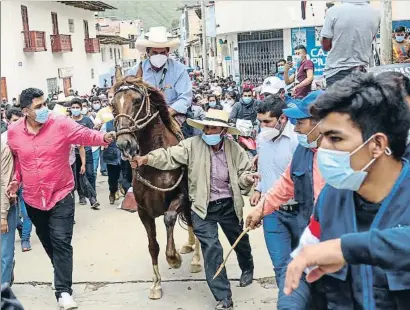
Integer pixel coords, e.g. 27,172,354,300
7,114,107,210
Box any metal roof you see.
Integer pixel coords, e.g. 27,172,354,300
58,1,116,12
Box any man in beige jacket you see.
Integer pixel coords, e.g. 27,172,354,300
132,109,258,310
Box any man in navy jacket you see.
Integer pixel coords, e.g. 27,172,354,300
283,72,410,309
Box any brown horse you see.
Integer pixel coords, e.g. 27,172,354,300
110,74,201,300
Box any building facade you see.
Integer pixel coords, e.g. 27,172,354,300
1,1,115,100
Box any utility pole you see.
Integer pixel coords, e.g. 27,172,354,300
201,0,209,80
380,0,392,65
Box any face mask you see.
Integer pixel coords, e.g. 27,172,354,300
294,55,302,65
150,54,168,68
396,35,405,43
242,97,252,104
259,127,280,141
317,135,392,191
93,103,101,111
71,109,81,116
81,107,88,115
278,66,285,73
34,106,49,124
202,133,222,146
209,101,217,108
297,121,321,149
227,99,235,105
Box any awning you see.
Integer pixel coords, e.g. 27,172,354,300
97,34,132,45
58,1,116,12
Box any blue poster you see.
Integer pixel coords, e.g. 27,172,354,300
392,20,410,33
291,27,327,77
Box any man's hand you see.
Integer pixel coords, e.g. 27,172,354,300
284,239,345,296
1,219,8,234
246,172,260,185
245,204,264,229
5,181,18,199
80,165,86,174
249,191,261,206
104,131,116,144
130,155,149,169
168,107,177,117
284,62,293,72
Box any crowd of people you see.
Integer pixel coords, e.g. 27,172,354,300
1,1,410,309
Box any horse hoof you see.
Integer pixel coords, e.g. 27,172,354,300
180,244,194,254
149,288,163,300
167,252,182,269
190,263,202,274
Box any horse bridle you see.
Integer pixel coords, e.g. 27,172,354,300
112,83,185,193
113,84,159,137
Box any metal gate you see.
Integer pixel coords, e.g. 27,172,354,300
238,30,284,84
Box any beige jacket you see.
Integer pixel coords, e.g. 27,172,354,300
1,131,14,220
147,136,254,220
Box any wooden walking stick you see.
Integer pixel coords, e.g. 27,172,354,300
213,195,266,280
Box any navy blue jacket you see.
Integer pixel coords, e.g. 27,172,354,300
102,120,121,165
314,161,410,309
290,145,315,234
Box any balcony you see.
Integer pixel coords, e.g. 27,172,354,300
84,38,100,53
50,34,72,53
22,31,47,52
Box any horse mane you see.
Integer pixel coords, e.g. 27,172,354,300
112,76,181,138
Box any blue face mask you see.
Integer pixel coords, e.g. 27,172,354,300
209,101,217,108
297,122,321,149
34,106,49,124
278,66,285,73
317,135,391,191
396,35,405,43
294,55,302,66
202,133,222,146
242,97,252,104
71,109,81,117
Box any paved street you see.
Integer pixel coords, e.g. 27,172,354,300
13,176,278,310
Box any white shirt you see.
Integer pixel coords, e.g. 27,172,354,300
256,121,299,193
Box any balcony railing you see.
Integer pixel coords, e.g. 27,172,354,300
84,38,100,53
22,31,47,52
50,34,73,53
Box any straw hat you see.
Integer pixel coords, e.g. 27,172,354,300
136,26,180,52
187,109,242,135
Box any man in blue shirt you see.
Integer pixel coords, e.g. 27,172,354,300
130,26,192,124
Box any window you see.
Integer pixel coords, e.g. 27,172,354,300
109,48,113,59
83,20,89,39
46,78,58,95
128,34,136,49
51,12,59,35
68,19,74,33
101,48,106,61
91,68,94,79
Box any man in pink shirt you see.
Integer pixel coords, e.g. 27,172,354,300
246,91,327,309
6,88,115,310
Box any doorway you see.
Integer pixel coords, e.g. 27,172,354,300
1,77,7,101
63,77,71,96
51,12,59,35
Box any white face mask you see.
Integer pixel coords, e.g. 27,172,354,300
150,54,168,68
81,107,88,115
259,127,280,141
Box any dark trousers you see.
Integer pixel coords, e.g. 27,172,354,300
119,159,132,192
25,193,75,299
75,152,95,198
106,164,121,194
326,67,365,87
192,198,253,302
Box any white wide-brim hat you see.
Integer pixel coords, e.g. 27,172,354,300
136,26,180,52
187,109,242,135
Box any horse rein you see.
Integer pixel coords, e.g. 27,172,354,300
113,83,185,193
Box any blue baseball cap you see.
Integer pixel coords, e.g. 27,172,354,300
283,90,324,120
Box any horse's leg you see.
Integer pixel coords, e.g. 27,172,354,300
164,197,183,269
190,234,202,273
180,225,196,254
139,209,162,300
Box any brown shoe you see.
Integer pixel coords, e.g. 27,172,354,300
121,192,138,213
109,192,115,205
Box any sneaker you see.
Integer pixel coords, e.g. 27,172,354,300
58,292,78,310
21,240,32,252
90,197,100,210
215,300,233,310
101,171,108,176
109,192,115,205
79,197,87,205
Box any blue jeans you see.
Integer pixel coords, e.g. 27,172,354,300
17,191,32,242
92,149,107,174
1,205,17,285
263,210,301,288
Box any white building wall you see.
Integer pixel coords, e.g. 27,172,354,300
1,0,101,98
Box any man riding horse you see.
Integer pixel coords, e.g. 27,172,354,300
121,26,193,210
